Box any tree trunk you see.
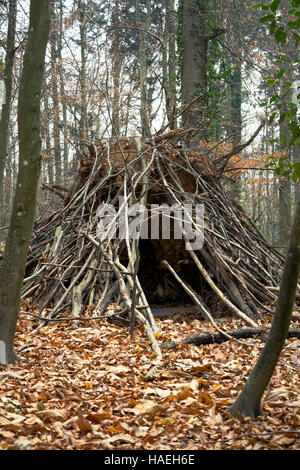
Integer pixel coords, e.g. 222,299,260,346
111,1,122,138
43,92,54,184
163,0,177,128
58,0,69,179
50,0,62,183
0,0,17,227
278,0,295,250
78,0,88,148
278,75,292,251
0,0,50,365
228,62,242,202
180,0,208,140
136,0,151,137
228,194,300,418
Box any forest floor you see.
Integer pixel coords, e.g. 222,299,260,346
0,303,299,451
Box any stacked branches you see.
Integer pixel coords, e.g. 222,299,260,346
18,129,284,352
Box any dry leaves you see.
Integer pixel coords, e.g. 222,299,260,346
0,304,298,450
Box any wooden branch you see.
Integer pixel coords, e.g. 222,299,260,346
184,237,258,328
47,247,96,321
41,183,66,200
22,308,128,322
156,94,205,135
72,258,97,324
161,327,300,349
162,260,248,344
218,121,265,174
83,233,162,360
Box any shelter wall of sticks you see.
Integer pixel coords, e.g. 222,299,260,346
22,127,283,336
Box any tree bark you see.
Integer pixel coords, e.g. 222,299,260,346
163,0,177,128
228,62,242,202
136,0,151,137
0,0,17,229
0,0,50,365
180,0,208,140
111,1,122,138
49,0,62,183
228,195,300,418
57,0,69,177
78,0,88,148
278,0,294,250
278,75,292,251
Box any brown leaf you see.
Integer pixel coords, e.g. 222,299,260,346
24,416,46,431
106,365,131,375
77,411,93,433
272,434,296,445
0,416,11,427
0,415,22,433
0,372,24,381
159,369,191,380
171,389,193,403
103,433,136,445
36,409,67,421
86,411,113,423
0,429,15,439
132,400,166,417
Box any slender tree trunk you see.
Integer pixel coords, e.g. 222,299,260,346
50,0,62,183
278,76,292,251
78,0,88,148
167,0,177,128
163,0,177,128
43,93,54,184
278,0,295,250
58,0,69,178
230,65,242,145
111,1,121,138
4,148,12,220
228,62,242,202
228,194,300,418
0,0,50,365
278,174,291,249
180,0,208,140
0,0,17,227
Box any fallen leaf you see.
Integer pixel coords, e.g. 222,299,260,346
0,372,24,381
135,426,150,438
36,409,67,421
272,434,296,445
172,389,193,402
0,416,11,427
77,411,93,433
0,414,22,432
86,411,113,423
159,369,191,380
105,365,131,375
132,400,166,417
0,429,15,438
103,433,136,445
24,416,46,431
143,387,171,399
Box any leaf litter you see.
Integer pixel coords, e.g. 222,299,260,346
0,304,299,450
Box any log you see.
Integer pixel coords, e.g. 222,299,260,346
161,327,300,349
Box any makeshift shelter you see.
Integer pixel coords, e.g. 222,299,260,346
22,128,283,352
